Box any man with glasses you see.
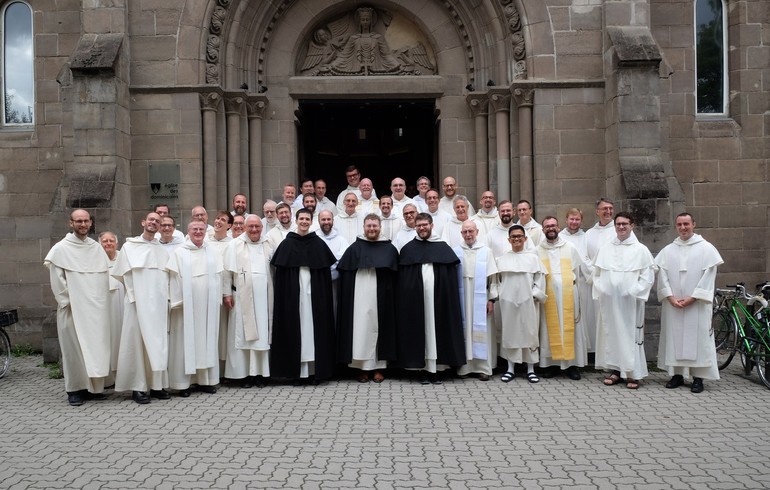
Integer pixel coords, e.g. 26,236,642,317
261,199,278,234
496,225,547,384
584,198,617,352
487,200,516,258
593,212,655,390
45,209,111,406
153,204,184,241
412,176,431,212
439,176,475,217
158,216,184,253
455,220,498,381
471,191,498,235
389,177,414,216
397,213,465,384
536,217,587,380
336,165,376,212
394,203,419,251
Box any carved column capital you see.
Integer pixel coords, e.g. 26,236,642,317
199,91,222,112
466,94,489,117
488,89,511,113
512,87,535,108
223,93,245,115
245,95,268,119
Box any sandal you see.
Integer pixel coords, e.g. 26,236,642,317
626,379,640,390
500,371,515,383
356,373,370,383
603,371,622,386
527,372,540,384
372,371,385,383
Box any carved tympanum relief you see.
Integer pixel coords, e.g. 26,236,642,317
298,7,436,76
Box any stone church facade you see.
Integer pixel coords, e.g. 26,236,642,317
0,0,767,358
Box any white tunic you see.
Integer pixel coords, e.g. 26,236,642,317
655,234,723,380
349,268,387,371
167,240,223,389
111,237,170,392
44,233,111,393
496,250,547,364
440,196,475,217
592,235,655,380
379,214,403,242
471,209,499,235
222,234,274,379
486,223,514,259
456,242,499,376
335,212,364,244
537,239,588,369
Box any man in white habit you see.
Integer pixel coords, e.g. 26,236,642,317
496,224,547,384
471,191,499,236
439,176,476,217
393,203,419,251
111,212,171,404
515,199,543,251
378,195,402,242
593,212,655,390
335,192,364,244
44,209,111,407
389,177,415,216
355,178,379,215
99,231,124,387
455,220,498,381
167,220,223,397
656,212,723,393
222,215,273,388
266,202,294,249
583,198,617,354
486,200,516,258
424,188,452,238
537,216,588,380
441,195,482,249
558,208,593,354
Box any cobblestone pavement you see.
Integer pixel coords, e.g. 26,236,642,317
2,355,770,489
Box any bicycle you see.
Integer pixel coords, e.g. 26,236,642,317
0,309,16,378
713,283,770,388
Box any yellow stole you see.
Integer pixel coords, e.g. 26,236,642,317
539,247,575,360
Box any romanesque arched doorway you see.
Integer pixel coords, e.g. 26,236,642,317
297,98,437,198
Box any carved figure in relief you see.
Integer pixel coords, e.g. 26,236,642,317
300,7,436,77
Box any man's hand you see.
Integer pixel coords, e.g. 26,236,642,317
223,295,234,310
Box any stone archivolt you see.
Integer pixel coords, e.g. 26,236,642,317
298,6,436,77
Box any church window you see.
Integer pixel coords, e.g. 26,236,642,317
2,1,33,126
695,0,727,115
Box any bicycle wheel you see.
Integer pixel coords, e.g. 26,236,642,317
755,342,770,389
741,336,755,375
0,328,10,378
714,307,737,370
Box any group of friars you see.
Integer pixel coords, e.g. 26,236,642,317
44,170,723,406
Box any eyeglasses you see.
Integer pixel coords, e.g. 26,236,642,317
509,235,526,240
614,222,631,228
160,224,175,228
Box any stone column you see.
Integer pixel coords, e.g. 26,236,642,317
199,91,221,214
489,89,511,201
467,94,489,199
224,93,245,201
246,96,268,211
512,88,534,204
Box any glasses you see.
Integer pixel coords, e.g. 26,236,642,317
509,235,526,240
403,211,416,216
160,224,174,228
615,222,631,228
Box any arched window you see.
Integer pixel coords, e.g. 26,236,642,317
2,1,33,126
694,0,727,115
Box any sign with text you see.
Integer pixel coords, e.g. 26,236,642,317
148,162,180,210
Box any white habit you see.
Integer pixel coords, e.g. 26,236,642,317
655,234,723,380
111,237,170,393
44,233,111,394
592,235,655,380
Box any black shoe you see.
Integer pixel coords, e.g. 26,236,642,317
541,366,559,379
67,392,84,407
79,390,107,401
565,367,581,380
197,385,217,394
242,377,254,388
429,373,443,385
691,377,704,393
419,374,431,385
132,391,150,404
254,376,268,388
150,389,171,400
178,388,192,398
666,375,685,389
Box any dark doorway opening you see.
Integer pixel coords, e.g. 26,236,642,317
297,99,437,202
